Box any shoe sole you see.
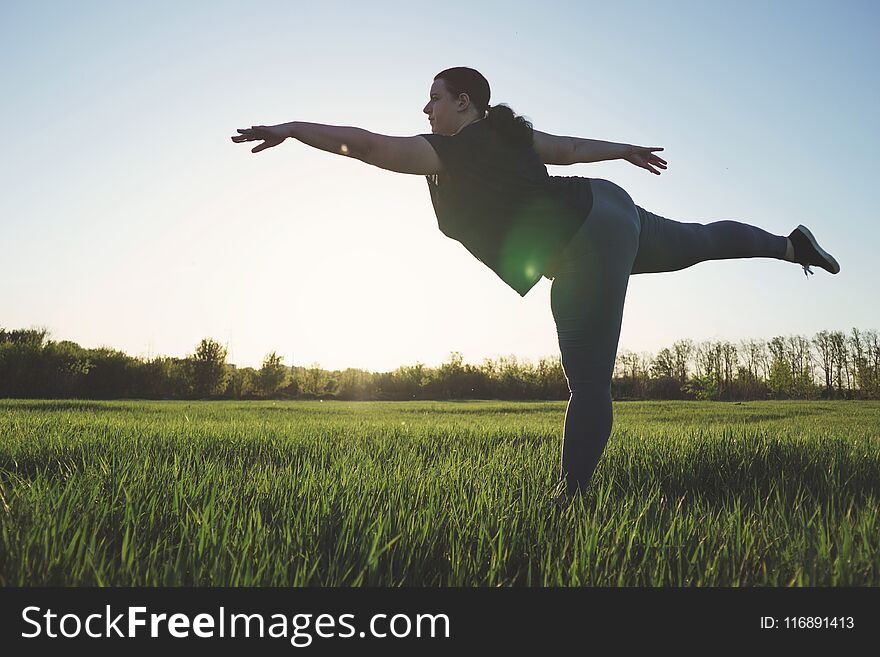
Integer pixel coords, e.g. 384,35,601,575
797,224,840,274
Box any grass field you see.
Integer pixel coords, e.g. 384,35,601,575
1,399,878,586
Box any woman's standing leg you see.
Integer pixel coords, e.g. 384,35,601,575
551,179,641,497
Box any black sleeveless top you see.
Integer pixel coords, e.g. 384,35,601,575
418,119,593,296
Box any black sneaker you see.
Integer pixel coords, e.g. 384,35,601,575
788,224,840,277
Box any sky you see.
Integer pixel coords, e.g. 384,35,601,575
2,0,878,372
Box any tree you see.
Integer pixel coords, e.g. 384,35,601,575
225,365,258,399
0,327,50,347
651,348,676,379
812,330,835,397
720,341,738,399
672,339,693,384
648,347,682,398
733,364,767,400
189,338,228,398
767,358,793,399
376,362,426,400
738,338,768,399
40,340,91,398
258,351,288,397
829,330,849,397
432,351,467,399
336,368,377,400
300,362,328,398
693,341,724,399
82,347,135,399
683,372,718,401
862,329,880,398
786,335,816,398
849,328,866,398
494,354,528,399
614,350,651,398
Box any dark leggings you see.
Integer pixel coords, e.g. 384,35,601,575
549,178,788,496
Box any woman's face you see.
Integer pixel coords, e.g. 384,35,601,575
423,79,472,136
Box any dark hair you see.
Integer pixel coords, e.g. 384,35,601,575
434,67,533,148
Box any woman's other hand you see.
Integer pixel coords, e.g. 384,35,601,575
231,125,288,153
623,145,667,175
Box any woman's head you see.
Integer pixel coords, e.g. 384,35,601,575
424,67,533,147
424,67,489,135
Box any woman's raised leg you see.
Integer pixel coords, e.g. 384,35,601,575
630,206,789,274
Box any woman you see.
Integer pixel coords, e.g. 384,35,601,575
232,67,840,503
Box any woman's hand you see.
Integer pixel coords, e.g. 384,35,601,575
622,145,668,175
231,124,288,153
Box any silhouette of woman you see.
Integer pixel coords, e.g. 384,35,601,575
232,66,840,505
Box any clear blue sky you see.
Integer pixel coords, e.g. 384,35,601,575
2,0,877,371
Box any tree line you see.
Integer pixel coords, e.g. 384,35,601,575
1,326,878,401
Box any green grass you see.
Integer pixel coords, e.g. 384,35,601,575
1,399,878,586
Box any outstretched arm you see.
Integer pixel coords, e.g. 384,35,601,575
533,129,667,175
232,121,373,159
231,122,443,174
574,136,667,175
